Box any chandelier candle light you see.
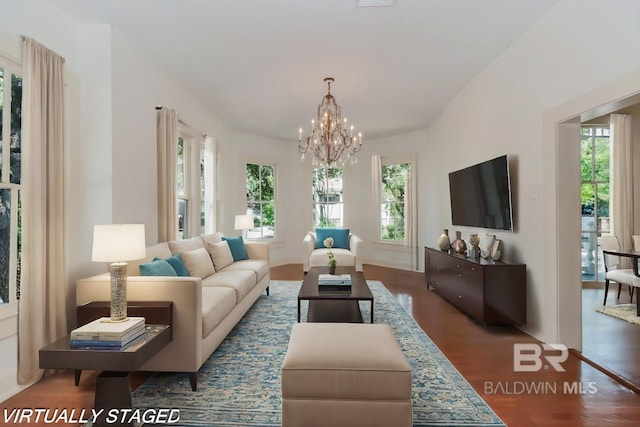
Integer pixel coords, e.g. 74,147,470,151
298,77,362,167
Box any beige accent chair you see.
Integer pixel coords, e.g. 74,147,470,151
303,231,363,273
600,236,638,305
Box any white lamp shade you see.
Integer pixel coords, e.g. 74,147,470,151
92,224,146,262
234,214,254,230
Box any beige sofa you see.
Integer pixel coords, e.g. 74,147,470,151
76,232,270,391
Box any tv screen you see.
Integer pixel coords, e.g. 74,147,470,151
448,155,513,231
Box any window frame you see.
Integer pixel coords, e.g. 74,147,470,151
375,154,416,246
0,51,22,335
312,166,344,229
245,160,277,240
177,125,205,239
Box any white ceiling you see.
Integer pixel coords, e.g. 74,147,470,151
51,0,559,141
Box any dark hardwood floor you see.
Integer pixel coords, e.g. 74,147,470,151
3,264,640,426
582,286,640,392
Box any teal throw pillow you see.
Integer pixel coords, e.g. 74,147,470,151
315,228,350,249
222,236,249,262
153,254,190,277
139,259,178,276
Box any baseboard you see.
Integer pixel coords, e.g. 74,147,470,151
0,371,30,403
363,258,418,272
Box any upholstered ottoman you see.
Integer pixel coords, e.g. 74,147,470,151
281,323,412,427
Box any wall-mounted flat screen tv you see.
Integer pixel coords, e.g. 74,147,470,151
448,155,513,231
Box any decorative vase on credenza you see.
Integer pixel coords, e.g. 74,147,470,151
437,229,451,252
451,231,467,255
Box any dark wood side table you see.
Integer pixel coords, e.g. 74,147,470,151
77,301,173,328
39,324,171,427
74,301,173,386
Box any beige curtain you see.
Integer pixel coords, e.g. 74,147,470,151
203,135,217,234
157,107,178,242
610,114,633,265
18,38,67,384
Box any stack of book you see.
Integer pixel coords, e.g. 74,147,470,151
69,317,146,350
318,274,352,291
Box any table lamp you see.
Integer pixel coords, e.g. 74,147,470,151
234,214,254,239
91,224,146,322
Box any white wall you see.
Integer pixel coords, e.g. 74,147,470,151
230,131,308,266
431,0,640,343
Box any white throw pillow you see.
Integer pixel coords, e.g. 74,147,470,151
207,241,234,271
181,247,216,278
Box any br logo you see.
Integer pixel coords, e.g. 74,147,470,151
513,343,569,372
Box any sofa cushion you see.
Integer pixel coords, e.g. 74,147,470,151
315,228,350,249
139,259,178,276
201,232,224,247
207,241,234,271
182,247,216,278
169,236,205,255
222,236,249,261
128,242,172,276
202,270,256,302
221,259,269,283
153,254,190,277
201,286,237,338
309,248,355,268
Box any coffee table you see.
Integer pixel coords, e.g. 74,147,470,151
298,266,374,323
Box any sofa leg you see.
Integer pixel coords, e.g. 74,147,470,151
188,372,197,391
266,286,270,296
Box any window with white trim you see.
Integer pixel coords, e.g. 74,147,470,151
0,58,22,306
312,167,343,228
374,154,416,244
380,163,410,241
177,126,207,239
246,163,276,239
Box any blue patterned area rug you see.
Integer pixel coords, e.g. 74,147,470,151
133,280,505,426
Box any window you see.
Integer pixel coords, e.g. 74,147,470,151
0,61,22,306
246,163,275,239
380,163,410,241
581,125,610,282
177,127,207,239
312,167,343,228
373,154,416,245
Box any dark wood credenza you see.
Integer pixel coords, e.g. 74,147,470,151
424,246,526,325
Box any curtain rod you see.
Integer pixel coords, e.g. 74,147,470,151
155,106,207,138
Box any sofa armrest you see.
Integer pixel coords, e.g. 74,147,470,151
350,234,363,271
245,241,270,262
303,232,317,272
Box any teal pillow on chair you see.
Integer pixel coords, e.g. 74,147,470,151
222,236,249,262
315,228,350,249
139,259,178,276
153,254,190,276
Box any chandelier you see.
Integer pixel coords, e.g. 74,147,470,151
298,77,362,167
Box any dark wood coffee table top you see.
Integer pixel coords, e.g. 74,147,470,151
298,266,374,323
